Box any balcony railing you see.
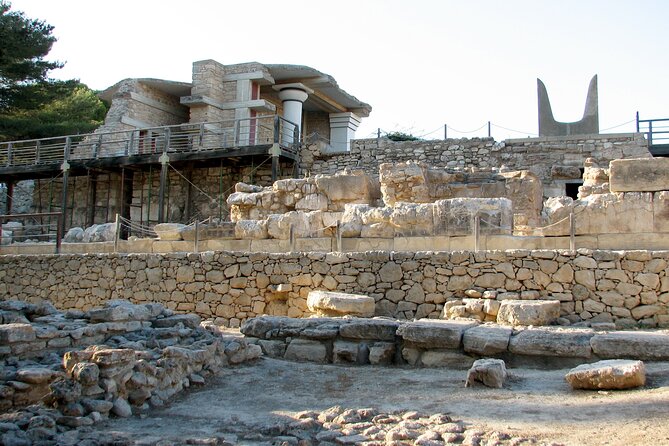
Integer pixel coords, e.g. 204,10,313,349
0,115,300,169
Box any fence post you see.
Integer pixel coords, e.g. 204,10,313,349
636,111,640,133
194,219,199,253
444,124,447,140
474,213,480,252
569,210,575,252
6,142,13,167
114,213,120,253
487,121,491,138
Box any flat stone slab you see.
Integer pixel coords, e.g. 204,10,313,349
609,158,669,192
284,339,328,363
508,327,594,358
240,316,345,340
496,300,560,326
565,360,645,390
307,290,375,317
396,319,479,349
591,331,669,360
153,223,186,241
338,319,400,341
463,324,513,355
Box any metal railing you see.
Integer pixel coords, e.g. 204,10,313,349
0,212,63,253
0,115,300,169
636,113,669,147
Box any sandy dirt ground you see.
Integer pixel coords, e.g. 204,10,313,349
94,358,669,445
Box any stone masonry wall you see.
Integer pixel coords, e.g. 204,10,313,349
2,249,668,329
300,133,650,198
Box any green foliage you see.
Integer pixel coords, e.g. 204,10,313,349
385,131,421,141
0,1,61,98
0,2,107,141
0,82,107,140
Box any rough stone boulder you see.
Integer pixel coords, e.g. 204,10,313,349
565,360,646,390
465,358,507,388
496,300,560,326
63,227,85,243
153,223,186,241
307,291,375,317
82,223,117,242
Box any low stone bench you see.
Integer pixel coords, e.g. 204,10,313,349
307,290,375,317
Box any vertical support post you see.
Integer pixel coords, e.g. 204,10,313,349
94,134,102,158
5,181,13,214
35,140,41,164
487,121,491,138
288,223,295,252
157,152,169,223
271,119,280,183
55,213,62,254
60,137,72,237
194,219,199,253
120,168,133,240
444,124,447,140
569,210,575,252
184,164,193,222
86,172,97,227
636,111,640,133
198,123,205,149
293,125,300,152
648,121,653,146
129,130,135,155
6,142,13,167
114,213,120,253
474,213,480,252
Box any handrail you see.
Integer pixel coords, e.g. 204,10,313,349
636,113,669,147
0,114,301,169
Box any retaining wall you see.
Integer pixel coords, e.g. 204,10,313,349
2,249,668,328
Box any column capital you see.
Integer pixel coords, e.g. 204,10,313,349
273,83,313,103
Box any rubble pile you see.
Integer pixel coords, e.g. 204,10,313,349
0,299,260,445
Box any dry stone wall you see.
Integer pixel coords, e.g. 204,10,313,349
2,249,668,329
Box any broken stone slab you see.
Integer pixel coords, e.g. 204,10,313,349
508,327,594,358
307,290,375,317
609,158,669,192
565,359,645,390
590,331,669,360
151,314,201,329
240,316,345,340
284,339,328,363
396,319,479,349
419,350,475,369
463,324,513,355
465,358,508,388
496,300,560,326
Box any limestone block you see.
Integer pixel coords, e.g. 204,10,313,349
465,358,507,388
496,300,560,326
574,192,654,234
257,340,287,358
609,158,669,192
565,360,645,390
267,211,322,239
501,170,544,226
396,319,479,349
181,222,235,241
307,291,375,317
82,223,117,242
591,331,669,360
390,203,434,236
284,339,328,363
295,194,328,212
234,220,268,239
333,340,368,364
463,324,512,355
315,172,373,204
508,327,594,358
153,223,186,241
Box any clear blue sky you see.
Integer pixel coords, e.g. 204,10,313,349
9,0,669,140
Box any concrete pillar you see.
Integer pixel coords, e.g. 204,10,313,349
329,112,361,153
273,83,312,144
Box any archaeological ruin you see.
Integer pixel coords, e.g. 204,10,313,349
1,61,669,444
